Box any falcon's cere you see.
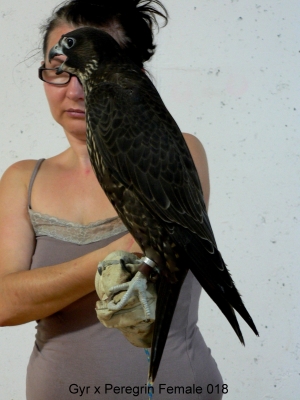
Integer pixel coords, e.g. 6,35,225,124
49,27,259,382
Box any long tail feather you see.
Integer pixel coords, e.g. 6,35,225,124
171,226,259,339
186,240,259,339
149,267,188,382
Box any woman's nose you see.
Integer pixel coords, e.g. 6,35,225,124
66,76,84,100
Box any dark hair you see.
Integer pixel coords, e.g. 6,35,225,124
41,0,168,68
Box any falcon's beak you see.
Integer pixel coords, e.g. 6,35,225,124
48,42,63,62
48,42,65,74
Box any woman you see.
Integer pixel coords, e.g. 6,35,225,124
0,1,223,399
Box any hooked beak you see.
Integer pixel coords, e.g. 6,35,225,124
48,43,65,74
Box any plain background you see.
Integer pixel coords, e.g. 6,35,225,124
0,0,299,399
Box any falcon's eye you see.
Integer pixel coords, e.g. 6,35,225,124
64,37,76,49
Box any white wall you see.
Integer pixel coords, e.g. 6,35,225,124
0,0,299,399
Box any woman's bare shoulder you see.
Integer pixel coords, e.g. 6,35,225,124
0,160,39,186
0,150,68,185
3,160,38,171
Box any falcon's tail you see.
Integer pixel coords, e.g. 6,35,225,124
148,267,188,383
186,237,259,342
149,225,258,382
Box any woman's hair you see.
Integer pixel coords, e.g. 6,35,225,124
41,0,168,67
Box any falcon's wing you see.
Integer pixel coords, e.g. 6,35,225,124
86,73,216,248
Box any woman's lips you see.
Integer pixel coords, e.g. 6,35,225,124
66,108,85,117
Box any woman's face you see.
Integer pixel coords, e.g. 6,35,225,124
43,24,86,139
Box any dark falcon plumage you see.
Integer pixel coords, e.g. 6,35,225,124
49,27,259,382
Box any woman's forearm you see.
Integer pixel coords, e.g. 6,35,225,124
0,233,138,326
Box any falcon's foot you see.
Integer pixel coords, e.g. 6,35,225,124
108,271,151,319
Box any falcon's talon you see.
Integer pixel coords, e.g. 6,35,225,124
107,271,151,319
120,258,130,274
120,256,142,275
98,257,140,275
98,259,120,274
121,256,141,266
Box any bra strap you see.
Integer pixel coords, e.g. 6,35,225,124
28,159,45,209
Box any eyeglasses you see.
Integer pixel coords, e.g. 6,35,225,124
38,63,81,85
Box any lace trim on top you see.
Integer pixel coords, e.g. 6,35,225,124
28,208,128,245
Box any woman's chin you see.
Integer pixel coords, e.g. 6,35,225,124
63,122,87,140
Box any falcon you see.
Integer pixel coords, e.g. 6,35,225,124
49,27,259,382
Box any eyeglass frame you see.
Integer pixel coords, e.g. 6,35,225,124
38,63,81,86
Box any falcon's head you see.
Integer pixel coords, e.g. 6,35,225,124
48,27,123,83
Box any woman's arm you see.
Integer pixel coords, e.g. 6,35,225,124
0,161,138,327
183,133,210,209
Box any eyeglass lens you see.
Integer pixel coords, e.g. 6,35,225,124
41,68,71,85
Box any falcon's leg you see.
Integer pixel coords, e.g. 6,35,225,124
138,257,160,282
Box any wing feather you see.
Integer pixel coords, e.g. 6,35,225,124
86,76,216,246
